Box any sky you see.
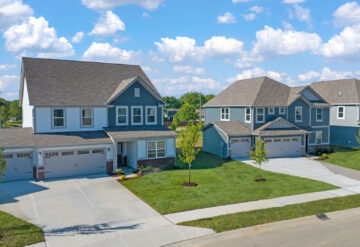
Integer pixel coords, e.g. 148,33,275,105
1,0,360,100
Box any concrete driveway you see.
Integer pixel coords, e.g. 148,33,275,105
241,157,360,188
0,175,213,247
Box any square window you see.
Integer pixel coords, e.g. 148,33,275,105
268,107,275,114
279,107,286,114
256,108,265,122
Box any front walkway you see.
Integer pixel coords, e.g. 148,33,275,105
164,158,360,224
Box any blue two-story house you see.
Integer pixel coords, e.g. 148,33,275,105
202,76,330,159
0,57,177,182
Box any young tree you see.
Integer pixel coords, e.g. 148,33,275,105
178,123,201,184
176,103,199,121
249,138,269,180
0,148,7,183
170,115,179,130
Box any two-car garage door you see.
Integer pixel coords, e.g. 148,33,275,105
44,148,106,179
264,137,301,158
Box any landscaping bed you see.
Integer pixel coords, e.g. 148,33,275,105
0,210,44,247
180,193,360,232
121,151,337,214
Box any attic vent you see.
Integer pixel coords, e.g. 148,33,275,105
338,91,342,97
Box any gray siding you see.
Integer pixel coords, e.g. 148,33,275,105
253,107,287,130
287,98,310,129
204,107,252,129
330,126,360,147
108,81,163,127
330,105,360,127
310,107,330,126
202,125,228,158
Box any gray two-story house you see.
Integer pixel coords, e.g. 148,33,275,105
202,76,330,159
0,57,177,182
311,79,360,148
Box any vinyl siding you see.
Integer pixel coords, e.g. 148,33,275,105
253,107,287,130
330,105,360,127
308,127,329,145
22,78,34,128
202,125,228,158
204,107,252,129
310,107,330,126
287,98,310,129
330,126,360,147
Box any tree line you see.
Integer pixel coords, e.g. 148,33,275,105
0,98,22,127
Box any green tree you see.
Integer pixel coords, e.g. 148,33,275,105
8,100,21,120
180,92,205,109
0,148,7,183
178,123,201,183
163,96,182,109
249,138,269,180
170,115,179,130
356,129,360,148
204,94,215,103
176,103,199,121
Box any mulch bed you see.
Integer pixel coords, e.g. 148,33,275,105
181,182,198,187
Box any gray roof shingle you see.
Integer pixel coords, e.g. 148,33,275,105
21,57,162,106
204,121,252,136
104,126,177,140
253,117,308,136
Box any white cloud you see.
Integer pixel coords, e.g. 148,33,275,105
283,0,305,4
0,0,33,31
89,11,125,36
319,24,360,60
142,12,150,18
0,64,16,70
81,0,163,10
333,2,360,27
0,75,19,90
298,67,353,82
3,16,74,58
298,70,320,81
82,42,141,64
242,13,256,21
142,66,158,74
72,31,84,43
154,36,243,62
252,25,321,58
249,6,263,14
173,65,205,75
288,4,311,24
217,12,236,24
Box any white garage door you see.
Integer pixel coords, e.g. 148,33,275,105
2,152,33,182
44,148,106,179
264,137,301,158
230,138,251,159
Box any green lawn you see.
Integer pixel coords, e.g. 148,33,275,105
121,151,337,214
181,194,360,232
0,211,44,247
325,146,360,171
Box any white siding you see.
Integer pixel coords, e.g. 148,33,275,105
137,140,146,159
166,138,175,156
22,78,34,128
35,107,107,133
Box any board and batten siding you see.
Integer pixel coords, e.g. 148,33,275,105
203,125,228,158
204,107,252,129
34,107,107,133
22,78,34,128
108,81,163,127
287,98,310,129
310,107,330,126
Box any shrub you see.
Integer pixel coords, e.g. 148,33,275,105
304,154,309,158
167,161,175,170
116,168,123,175
319,153,328,160
133,174,139,179
119,175,126,181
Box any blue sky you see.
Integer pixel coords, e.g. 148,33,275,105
1,0,360,100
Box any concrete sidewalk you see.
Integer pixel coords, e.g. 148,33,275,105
164,187,360,224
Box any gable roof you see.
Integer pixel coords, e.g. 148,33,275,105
202,121,252,136
253,117,307,136
20,57,162,106
310,78,360,104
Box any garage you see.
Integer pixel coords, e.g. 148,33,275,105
43,147,106,179
230,137,251,159
2,151,34,182
264,137,301,158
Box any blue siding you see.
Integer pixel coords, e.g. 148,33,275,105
254,107,287,130
310,107,330,126
203,125,228,158
204,107,251,129
330,126,360,147
309,127,329,144
108,81,162,127
288,99,310,128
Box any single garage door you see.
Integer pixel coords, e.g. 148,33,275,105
230,137,251,159
44,148,106,179
264,137,301,158
2,152,33,182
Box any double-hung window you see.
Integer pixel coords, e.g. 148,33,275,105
295,107,302,122
279,107,285,115
337,106,345,119
245,108,251,123
132,106,143,125
116,106,128,126
81,108,93,127
220,108,230,121
146,106,157,125
52,108,65,128
268,107,275,115
147,140,166,158
316,131,322,144
316,108,323,122
256,108,265,123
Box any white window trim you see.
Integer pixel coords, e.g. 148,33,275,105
295,106,303,122
145,106,157,125
245,107,251,123
131,106,143,125
80,108,94,128
220,108,230,121
279,107,285,115
134,88,140,97
337,106,345,120
256,107,265,123
116,106,128,126
315,108,323,122
268,107,275,115
51,108,66,129
147,140,166,159
316,131,322,145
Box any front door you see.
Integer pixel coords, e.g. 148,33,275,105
117,142,123,167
